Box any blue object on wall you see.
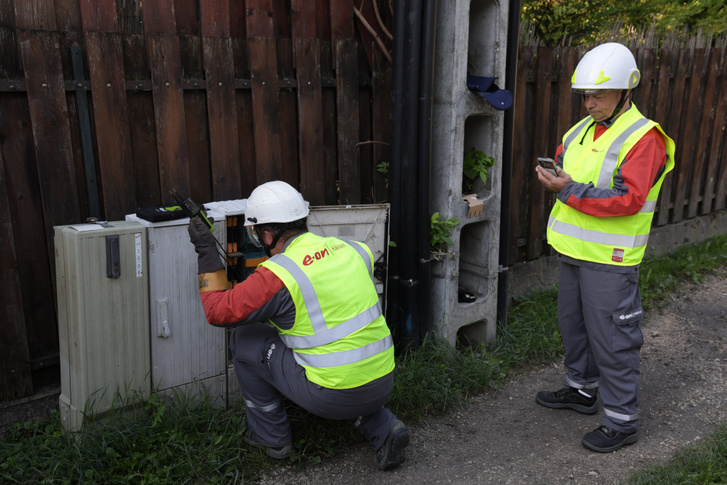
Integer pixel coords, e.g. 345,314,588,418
466,75,513,110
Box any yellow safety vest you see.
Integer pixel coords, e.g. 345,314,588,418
547,105,675,266
261,232,394,389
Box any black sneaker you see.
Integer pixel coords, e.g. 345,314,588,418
243,429,291,460
375,420,410,471
582,425,638,452
536,386,598,414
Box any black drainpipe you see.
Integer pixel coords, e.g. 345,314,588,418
387,0,438,349
416,0,438,342
497,0,521,329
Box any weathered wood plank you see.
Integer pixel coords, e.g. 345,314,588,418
672,49,706,222
140,0,176,33
509,45,534,265
358,78,373,204
0,119,33,401
248,36,282,182
654,48,676,226
237,89,257,195
291,0,316,38
334,38,360,204
663,48,688,223
245,0,275,38
174,0,199,35
201,0,242,200
527,46,554,260
0,27,21,79
686,48,713,218
13,0,57,30
277,38,299,189
712,61,727,212
200,0,228,37
371,47,390,204
202,38,240,199
19,30,82,230
694,48,723,215
127,91,161,207
634,48,656,119
78,0,117,32
184,89,213,203
316,0,331,42
85,31,137,219
293,37,325,203
146,33,191,199
320,40,339,204
329,0,353,41
0,93,59,372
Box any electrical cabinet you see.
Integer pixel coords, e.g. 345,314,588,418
55,221,150,432
125,213,228,406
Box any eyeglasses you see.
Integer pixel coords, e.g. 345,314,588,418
247,226,263,248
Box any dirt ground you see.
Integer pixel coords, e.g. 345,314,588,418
2,272,725,484
257,271,727,485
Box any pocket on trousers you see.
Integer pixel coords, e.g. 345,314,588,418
611,307,644,353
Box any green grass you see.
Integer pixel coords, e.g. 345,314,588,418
1,234,726,483
1,391,269,484
628,423,727,485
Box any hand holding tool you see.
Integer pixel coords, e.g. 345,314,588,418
169,188,215,232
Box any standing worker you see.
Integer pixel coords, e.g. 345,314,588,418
187,180,410,470
534,43,675,452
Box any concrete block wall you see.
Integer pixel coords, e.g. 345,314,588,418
430,0,509,346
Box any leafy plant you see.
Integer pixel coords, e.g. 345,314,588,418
430,212,460,248
463,148,495,193
376,161,389,186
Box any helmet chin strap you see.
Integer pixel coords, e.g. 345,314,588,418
261,228,285,257
604,90,630,123
260,220,306,257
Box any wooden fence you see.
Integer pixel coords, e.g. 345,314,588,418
0,0,392,401
1,0,726,402
508,44,727,265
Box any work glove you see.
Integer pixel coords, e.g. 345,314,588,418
188,216,224,274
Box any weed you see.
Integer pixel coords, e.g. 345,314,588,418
463,148,495,193
430,212,460,248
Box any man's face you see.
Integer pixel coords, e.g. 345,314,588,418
583,90,623,122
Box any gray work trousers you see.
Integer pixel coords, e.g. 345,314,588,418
230,323,399,449
558,258,644,433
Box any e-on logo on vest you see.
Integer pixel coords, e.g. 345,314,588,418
302,248,330,266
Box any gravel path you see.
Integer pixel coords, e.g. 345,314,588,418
257,271,727,484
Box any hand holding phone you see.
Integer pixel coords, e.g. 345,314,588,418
537,157,558,177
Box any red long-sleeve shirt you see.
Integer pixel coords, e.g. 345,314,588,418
555,123,667,217
200,265,298,330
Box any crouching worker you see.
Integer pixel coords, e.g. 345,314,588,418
188,180,410,470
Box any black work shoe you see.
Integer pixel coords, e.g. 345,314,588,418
375,421,410,471
582,425,638,452
243,429,291,460
536,386,599,414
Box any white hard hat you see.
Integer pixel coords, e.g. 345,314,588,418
571,43,640,94
244,181,309,226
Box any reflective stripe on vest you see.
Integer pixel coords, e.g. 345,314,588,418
293,335,393,368
596,118,650,188
266,238,390,368
548,216,650,248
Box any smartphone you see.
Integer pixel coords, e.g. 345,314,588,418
537,157,558,177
